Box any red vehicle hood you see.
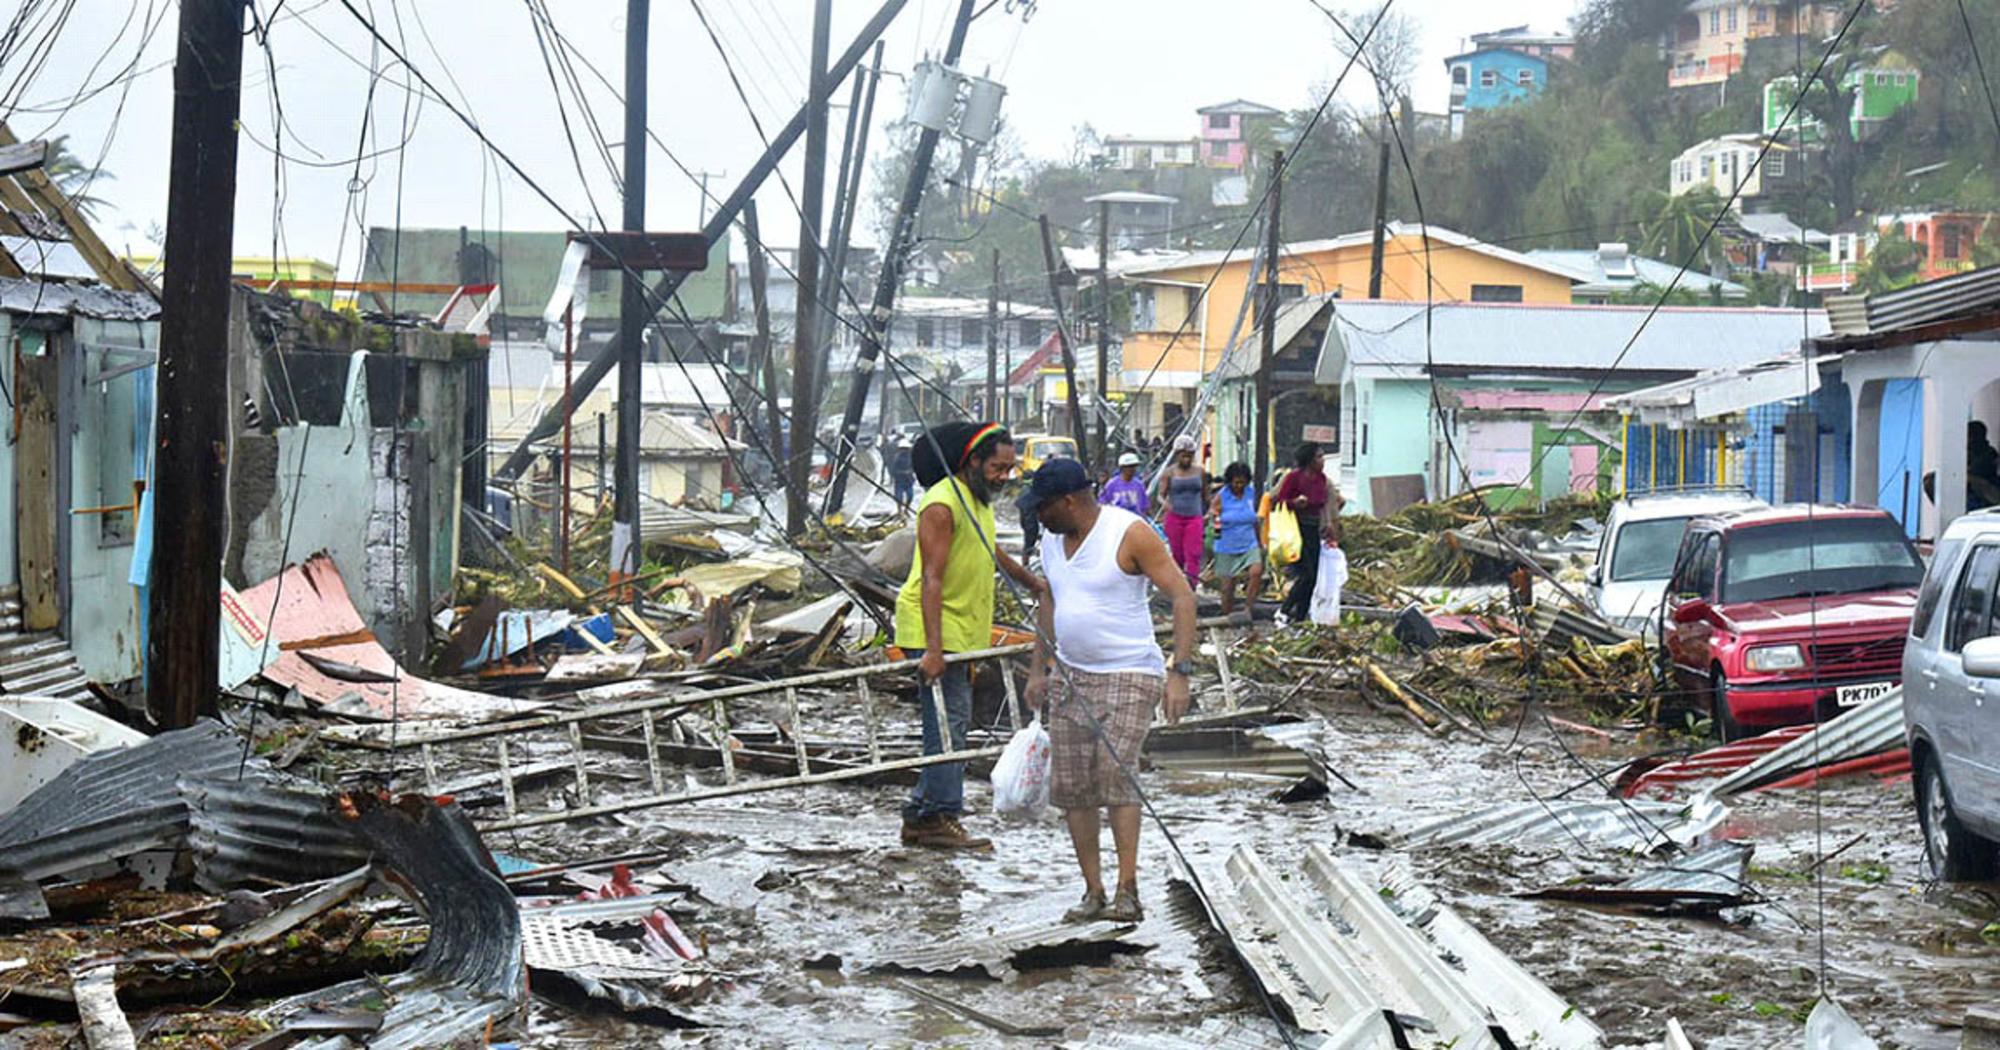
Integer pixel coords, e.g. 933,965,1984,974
1714,589,1917,635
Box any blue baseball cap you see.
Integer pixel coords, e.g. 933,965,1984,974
1015,457,1092,514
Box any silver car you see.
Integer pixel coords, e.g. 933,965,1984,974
1588,488,1764,635
1903,509,2000,880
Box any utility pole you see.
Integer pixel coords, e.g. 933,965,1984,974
150,0,245,727
494,0,912,485
1367,109,1391,299
1039,214,1089,454
1255,151,1283,498
812,40,884,392
1095,198,1111,465
985,249,999,420
611,0,649,594
788,0,833,537
693,170,725,225
744,202,783,484
823,0,978,514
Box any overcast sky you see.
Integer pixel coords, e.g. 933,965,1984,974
11,0,1577,271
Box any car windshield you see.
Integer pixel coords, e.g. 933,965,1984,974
1609,517,1692,581
1039,439,1077,459
1721,517,1925,603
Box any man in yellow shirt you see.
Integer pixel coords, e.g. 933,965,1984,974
895,422,1044,850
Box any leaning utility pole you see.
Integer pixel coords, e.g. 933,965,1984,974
1254,151,1283,496
985,249,999,421
1367,109,1391,299
744,203,783,478
494,0,913,486
788,0,833,537
1039,214,1089,454
822,0,978,514
611,0,650,593
150,0,246,727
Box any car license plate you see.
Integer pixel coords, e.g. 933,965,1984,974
1835,681,1894,707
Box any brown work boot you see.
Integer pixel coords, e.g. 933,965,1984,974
900,814,938,846
914,816,992,851
1102,885,1142,923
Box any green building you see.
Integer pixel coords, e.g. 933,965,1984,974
1763,67,1920,143
361,226,731,332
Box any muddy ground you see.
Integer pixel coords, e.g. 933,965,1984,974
444,661,2000,1049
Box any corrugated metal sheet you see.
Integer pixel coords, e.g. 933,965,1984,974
180,773,371,892
1862,264,2000,336
1372,856,1604,1047
844,919,1146,979
1317,300,1827,383
1197,844,1600,1047
0,278,158,320
1522,842,1755,913
1399,796,1726,854
0,721,242,883
0,587,100,702
1077,1017,1328,1049
1704,688,1904,799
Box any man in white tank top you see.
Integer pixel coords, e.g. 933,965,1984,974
1016,460,1196,924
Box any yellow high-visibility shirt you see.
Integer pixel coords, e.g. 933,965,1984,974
895,477,998,654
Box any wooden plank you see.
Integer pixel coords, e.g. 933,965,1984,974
0,124,141,292
16,353,58,631
0,140,49,178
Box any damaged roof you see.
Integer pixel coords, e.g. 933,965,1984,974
0,124,153,296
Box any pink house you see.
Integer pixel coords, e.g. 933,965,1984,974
1196,99,1282,171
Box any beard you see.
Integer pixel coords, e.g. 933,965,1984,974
964,469,993,504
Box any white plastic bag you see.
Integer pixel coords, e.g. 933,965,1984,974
990,715,1051,817
1310,544,1348,625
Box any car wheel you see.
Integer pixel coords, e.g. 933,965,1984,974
1916,753,1998,882
1710,671,1747,743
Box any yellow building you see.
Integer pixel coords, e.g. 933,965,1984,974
1113,223,1583,437
125,254,340,306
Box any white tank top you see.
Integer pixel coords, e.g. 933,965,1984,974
1039,505,1166,676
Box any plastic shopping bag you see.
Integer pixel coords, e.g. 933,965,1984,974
1310,544,1348,625
990,715,1051,817
1267,503,1302,567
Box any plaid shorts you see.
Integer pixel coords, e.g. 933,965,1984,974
1048,666,1163,809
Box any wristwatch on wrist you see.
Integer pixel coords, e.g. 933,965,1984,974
1168,659,1197,677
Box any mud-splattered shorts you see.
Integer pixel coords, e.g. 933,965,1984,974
1048,666,1162,809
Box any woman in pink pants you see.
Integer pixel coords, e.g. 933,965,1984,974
1155,434,1210,588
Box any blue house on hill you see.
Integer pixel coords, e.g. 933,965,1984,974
1445,26,1573,139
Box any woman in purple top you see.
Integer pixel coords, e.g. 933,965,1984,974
1099,452,1150,516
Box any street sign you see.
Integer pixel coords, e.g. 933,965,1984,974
569,231,710,272
1302,424,1338,443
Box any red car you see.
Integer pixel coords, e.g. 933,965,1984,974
1662,504,1925,741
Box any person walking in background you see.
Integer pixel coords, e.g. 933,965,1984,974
1209,462,1264,620
895,422,1045,850
1100,451,1150,516
889,439,917,513
1273,442,1339,627
1155,434,1209,589
1019,459,1196,924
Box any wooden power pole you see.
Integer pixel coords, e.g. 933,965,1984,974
744,203,783,482
1095,198,1111,465
1367,110,1391,299
149,0,246,726
985,249,999,421
1255,151,1282,496
1039,214,1089,454
822,0,978,514
612,0,649,592
788,0,833,537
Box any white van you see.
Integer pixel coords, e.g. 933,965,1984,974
1587,487,1765,635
